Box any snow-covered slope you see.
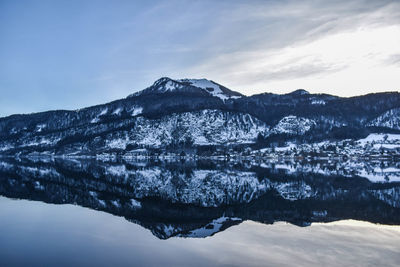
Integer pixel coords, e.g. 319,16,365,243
0,109,270,153
178,78,242,100
104,109,270,148
272,115,316,135
357,133,400,145
368,108,400,130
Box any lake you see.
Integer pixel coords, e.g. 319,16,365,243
0,157,399,266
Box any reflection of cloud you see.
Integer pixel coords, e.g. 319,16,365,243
385,54,400,66
4,195,400,267
187,220,400,267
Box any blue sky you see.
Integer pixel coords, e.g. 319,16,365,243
1,0,399,116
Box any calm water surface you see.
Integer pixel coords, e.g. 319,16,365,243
0,158,399,266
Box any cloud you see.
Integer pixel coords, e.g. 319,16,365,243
173,0,400,95
252,62,344,82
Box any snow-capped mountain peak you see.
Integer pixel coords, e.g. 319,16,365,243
130,77,242,100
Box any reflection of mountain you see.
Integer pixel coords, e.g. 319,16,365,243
0,158,399,239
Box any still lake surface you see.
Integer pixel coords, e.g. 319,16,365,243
0,157,399,266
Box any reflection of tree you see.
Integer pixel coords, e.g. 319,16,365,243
168,117,196,148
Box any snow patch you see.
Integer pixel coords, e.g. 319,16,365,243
91,117,100,123
184,216,242,238
107,138,129,149
36,124,46,132
131,107,143,116
112,108,122,115
179,78,237,101
130,199,142,208
111,200,121,208
0,144,14,151
311,99,326,105
34,181,45,190
99,108,108,116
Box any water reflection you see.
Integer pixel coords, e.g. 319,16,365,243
2,197,399,267
0,157,399,239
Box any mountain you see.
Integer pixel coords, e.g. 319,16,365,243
0,77,399,156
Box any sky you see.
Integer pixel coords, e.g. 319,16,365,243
1,0,399,116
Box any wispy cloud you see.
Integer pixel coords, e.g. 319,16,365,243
175,0,400,94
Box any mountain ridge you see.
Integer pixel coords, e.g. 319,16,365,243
0,77,399,156
1,77,398,119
